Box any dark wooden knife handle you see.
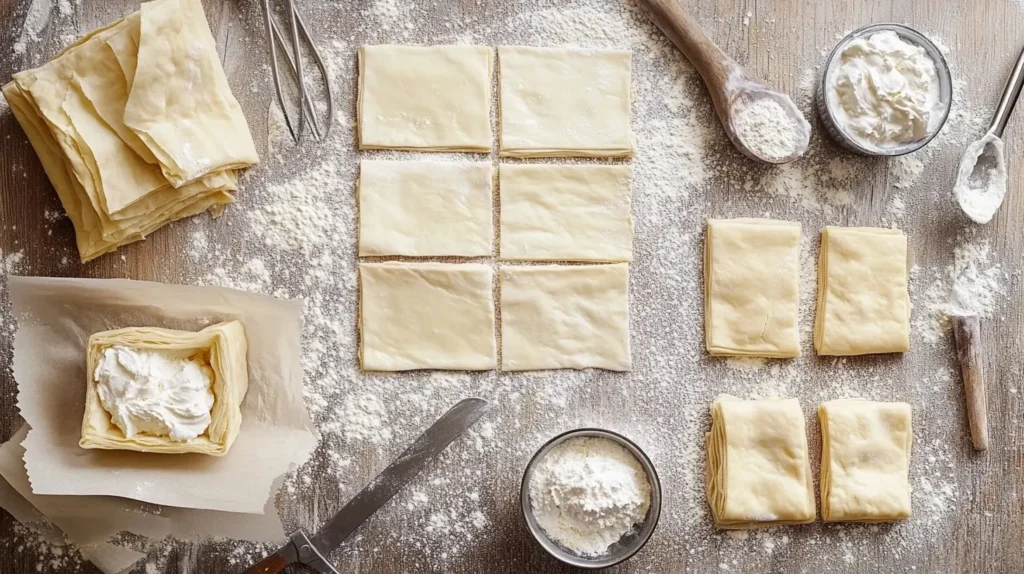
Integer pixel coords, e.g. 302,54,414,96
244,552,290,574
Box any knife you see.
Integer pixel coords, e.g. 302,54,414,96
245,398,491,574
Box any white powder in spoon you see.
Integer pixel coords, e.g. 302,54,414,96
954,133,1007,224
529,436,651,557
732,97,807,162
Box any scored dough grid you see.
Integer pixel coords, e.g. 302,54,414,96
355,46,637,372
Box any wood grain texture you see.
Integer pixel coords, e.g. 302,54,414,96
1,1,1023,574
953,315,988,451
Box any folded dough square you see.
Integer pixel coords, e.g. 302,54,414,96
357,45,493,152
499,164,633,262
819,399,912,522
815,227,910,355
358,159,493,257
81,321,248,456
500,264,631,371
704,218,801,357
498,46,633,158
360,263,497,371
706,394,815,529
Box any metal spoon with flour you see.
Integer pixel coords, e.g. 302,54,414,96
637,0,810,164
955,45,1024,224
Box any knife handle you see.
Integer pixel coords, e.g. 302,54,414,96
244,552,290,574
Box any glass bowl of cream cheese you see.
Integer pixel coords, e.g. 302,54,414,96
818,23,952,156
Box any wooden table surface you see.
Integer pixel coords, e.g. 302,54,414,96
1,0,1023,573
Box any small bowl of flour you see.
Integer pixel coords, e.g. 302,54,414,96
521,429,661,569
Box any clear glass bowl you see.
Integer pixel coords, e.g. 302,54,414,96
817,23,953,156
520,428,662,569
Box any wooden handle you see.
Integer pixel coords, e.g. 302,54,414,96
244,552,290,574
953,315,989,451
635,0,740,121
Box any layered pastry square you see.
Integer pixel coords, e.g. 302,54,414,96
81,321,248,456
819,399,913,522
706,394,815,528
704,218,801,357
815,226,910,355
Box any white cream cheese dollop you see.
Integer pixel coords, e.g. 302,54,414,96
94,346,215,441
828,30,942,149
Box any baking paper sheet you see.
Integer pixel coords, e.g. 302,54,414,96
9,276,318,514
0,425,288,574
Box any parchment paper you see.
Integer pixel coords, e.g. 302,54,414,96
9,276,318,514
0,425,288,574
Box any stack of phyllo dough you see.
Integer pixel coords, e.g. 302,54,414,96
2,0,258,262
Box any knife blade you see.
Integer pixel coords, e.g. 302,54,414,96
246,398,491,574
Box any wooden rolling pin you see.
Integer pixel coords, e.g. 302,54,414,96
952,314,988,451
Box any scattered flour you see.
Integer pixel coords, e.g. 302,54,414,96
529,436,651,557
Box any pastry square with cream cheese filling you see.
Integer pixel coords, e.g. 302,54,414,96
814,226,910,355
819,399,912,522
705,394,815,528
498,46,633,158
500,264,631,371
358,45,493,152
360,263,497,371
704,218,801,357
81,321,248,456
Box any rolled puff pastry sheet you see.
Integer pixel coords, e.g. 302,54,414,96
358,159,493,257
814,227,910,356
81,321,248,456
500,264,631,371
360,263,497,371
819,399,912,522
357,45,493,152
704,218,800,357
498,46,633,158
499,164,633,262
706,394,815,528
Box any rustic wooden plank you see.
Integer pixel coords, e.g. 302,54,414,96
0,1,1022,573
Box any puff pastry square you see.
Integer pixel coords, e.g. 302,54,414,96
498,47,633,158
814,227,910,355
499,164,633,262
705,218,801,358
500,264,631,371
360,263,497,371
706,394,815,529
819,399,912,522
81,321,248,456
358,45,493,152
358,160,493,257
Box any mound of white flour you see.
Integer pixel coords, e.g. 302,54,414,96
529,436,651,557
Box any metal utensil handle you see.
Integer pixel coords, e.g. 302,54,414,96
989,44,1024,137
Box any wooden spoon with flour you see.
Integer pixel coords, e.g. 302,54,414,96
637,0,810,164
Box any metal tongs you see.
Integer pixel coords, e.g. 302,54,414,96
261,0,334,143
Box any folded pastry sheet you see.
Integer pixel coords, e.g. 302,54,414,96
2,0,257,262
819,399,913,522
706,394,815,528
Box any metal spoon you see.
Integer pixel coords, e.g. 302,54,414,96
637,0,810,164
954,44,1024,224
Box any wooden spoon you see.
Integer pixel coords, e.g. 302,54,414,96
952,314,988,451
637,0,810,164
